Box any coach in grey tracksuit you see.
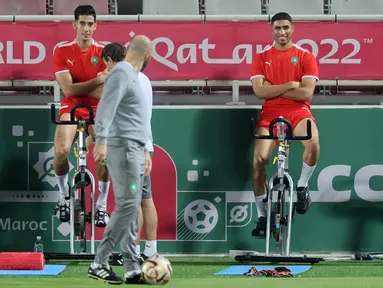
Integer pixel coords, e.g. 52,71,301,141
92,36,152,280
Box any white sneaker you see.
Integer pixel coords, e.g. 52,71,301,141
54,197,70,222
95,209,110,227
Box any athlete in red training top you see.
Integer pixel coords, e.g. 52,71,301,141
52,5,111,228
250,12,320,239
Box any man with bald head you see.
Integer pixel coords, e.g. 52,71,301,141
88,35,153,285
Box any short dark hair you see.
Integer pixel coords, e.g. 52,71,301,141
74,5,97,21
271,12,292,25
102,43,127,62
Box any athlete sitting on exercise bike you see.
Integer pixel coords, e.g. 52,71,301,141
52,5,111,227
250,12,320,238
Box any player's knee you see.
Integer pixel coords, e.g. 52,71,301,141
253,155,270,172
54,126,75,161
305,137,320,156
54,144,71,161
141,198,155,209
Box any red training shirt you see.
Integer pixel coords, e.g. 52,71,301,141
53,39,106,106
250,43,319,110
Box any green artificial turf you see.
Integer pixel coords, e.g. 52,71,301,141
1,257,383,287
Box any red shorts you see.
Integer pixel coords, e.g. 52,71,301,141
58,97,98,121
256,106,315,144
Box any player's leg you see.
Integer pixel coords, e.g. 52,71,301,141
136,208,144,258
252,126,277,238
293,115,320,214
88,124,111,227
53,112,78,222
142,197,158,257
137,174,158,263
95,161,111,227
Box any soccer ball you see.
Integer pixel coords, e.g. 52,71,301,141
141,254,173,285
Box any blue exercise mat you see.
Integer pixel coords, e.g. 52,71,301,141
0,265,66,276
214,265,311,276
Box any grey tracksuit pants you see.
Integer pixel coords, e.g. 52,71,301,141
94,139,145,273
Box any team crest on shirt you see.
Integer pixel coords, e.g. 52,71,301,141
91,56,99,65
291,56,299,65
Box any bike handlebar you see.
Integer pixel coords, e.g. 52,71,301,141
51,104,95,125
252,117,312,141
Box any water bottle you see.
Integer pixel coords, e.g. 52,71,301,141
34,236,44,253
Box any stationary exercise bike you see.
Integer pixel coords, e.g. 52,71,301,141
49,103,96,259
235,117,324,264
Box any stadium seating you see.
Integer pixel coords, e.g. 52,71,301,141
116,0,142,15
0,0,47,15
268,0,324,15
330,0,383,14
53,0,109,15
142,0,200,15
204,0,262,15
0,0,381,105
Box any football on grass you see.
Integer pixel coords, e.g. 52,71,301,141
141,254,173,285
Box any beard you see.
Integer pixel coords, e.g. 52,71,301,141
141,58,151,72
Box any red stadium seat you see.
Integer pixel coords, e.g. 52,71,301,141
0,0,47,15
53,0,109,15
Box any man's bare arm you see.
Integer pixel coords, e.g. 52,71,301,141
279,78,317,102
56,71,105,98
251,77,299,100
87,84,104,100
